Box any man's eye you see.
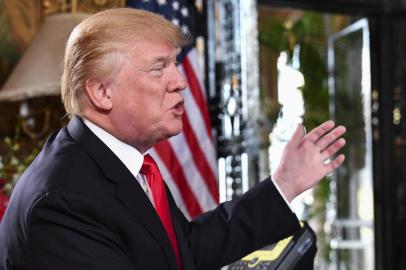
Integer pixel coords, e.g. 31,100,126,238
152,65,164,71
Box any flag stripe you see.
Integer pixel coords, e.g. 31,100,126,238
182,57,213,140
153,140,203,217
181,114,219,202
180,67,217,174
187,49,207,100
167,132,218,212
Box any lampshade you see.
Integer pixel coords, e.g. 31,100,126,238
0,13,88,102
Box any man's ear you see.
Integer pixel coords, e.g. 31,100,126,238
85,78,113,111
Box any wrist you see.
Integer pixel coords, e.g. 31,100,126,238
272,170,297,202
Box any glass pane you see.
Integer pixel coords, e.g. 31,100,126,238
329,19,374,270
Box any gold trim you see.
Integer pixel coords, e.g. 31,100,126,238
71,0,78,14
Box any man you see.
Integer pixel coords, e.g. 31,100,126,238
0,8,346,270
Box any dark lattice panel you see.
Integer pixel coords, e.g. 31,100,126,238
391,17,406,270
214,0,245,200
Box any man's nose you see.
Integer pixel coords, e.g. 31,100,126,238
168,64,187,92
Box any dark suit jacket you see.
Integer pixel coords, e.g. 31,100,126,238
0,116,300,270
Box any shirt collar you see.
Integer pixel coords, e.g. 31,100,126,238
83,119,144,178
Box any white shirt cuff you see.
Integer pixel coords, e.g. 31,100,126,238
271,178,295,212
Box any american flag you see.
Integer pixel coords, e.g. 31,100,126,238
126,0,219,219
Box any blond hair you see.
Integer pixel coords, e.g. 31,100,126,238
61,8,190,117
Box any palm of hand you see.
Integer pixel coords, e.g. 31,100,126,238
273,121,346,202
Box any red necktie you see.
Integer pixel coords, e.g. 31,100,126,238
141,155,182,269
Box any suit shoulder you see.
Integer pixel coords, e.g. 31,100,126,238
11,128,103,202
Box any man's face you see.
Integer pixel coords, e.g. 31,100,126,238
109,38,186,151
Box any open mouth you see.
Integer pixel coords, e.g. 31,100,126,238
172,101,184,115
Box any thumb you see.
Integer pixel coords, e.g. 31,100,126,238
288,124,305,148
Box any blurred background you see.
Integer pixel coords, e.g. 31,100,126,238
0,0,405,269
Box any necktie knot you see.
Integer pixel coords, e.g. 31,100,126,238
140,154,157,176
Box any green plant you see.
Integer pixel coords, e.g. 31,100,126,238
0,121,43,196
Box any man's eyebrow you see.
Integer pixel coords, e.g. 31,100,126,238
149,55,178,65
152,57,166,63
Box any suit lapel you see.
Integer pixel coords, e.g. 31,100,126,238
165,185,196,270
114,178,180,270
66,116,179,270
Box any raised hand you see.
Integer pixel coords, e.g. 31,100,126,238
272,120,346,202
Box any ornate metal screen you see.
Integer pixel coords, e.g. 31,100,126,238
206,0,261,201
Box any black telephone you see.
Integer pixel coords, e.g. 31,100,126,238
227,221,317,270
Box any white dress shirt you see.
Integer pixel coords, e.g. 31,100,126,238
83,119,155,206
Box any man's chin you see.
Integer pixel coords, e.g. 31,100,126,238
169,126,183,138
163,123,183,139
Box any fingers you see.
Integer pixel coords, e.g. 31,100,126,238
288,124,306,148
325,154,345,171
305,120,335,143
321,138,346,160
316,125,346,150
